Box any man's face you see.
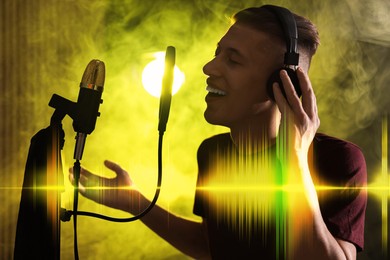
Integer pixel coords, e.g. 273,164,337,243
203,23,283,128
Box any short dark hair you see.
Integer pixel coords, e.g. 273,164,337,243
232,7,320,58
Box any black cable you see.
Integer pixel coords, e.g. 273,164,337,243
68,131,164,223
73,160,81,260
69,132,164,260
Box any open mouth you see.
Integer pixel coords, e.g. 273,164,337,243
206,86,227,97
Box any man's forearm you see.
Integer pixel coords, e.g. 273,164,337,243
288,155,355,260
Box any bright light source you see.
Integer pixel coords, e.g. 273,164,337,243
142,52,185,97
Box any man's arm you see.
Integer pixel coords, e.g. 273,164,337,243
286,154,357,260
71,160,211,259
273,68,359,260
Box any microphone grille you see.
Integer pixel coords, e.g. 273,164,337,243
80,59,105,91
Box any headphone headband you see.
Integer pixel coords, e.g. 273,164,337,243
260,5,299,66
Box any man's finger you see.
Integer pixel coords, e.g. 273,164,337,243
280,70,305,118
273,82,288,113
104,160,131,184
297,67,316,119
104,160,124,174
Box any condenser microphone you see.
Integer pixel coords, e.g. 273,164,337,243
48,60,105,160
73,60,105,160
158,46,175,133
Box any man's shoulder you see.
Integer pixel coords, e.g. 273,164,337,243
314,133,363,153
313,133,365,161
313,133,366,179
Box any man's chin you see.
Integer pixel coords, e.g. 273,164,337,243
204,110,217,125
204,111,229,127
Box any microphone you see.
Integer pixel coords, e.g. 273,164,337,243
73,60,105,160
46,60,105,260
158,46,175,133
49,59,105,160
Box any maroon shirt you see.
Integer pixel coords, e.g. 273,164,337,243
193,133,367,259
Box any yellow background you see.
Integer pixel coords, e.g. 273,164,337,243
1,0,389,259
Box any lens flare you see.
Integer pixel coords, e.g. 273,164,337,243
369,115,390,256
142,52,185,98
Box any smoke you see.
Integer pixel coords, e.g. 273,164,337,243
346,0,390,46
286,0,390,139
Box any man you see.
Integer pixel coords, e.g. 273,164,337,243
72,5,366,259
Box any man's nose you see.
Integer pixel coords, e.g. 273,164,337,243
202,57,220,77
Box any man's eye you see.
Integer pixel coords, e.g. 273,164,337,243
228,57,240,65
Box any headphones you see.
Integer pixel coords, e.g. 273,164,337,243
260,5,302,101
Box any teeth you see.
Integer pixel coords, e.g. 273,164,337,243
206,86,226,96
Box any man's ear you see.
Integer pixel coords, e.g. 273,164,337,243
252,100,274,115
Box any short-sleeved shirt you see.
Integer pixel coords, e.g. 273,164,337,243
193,133,367,259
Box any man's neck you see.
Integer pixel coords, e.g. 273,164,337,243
229,116,279,154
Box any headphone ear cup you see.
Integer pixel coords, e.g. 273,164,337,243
266,68,301,101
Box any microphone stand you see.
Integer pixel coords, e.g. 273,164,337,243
15,59,104,260
14,52,173,259
14,107,69,260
